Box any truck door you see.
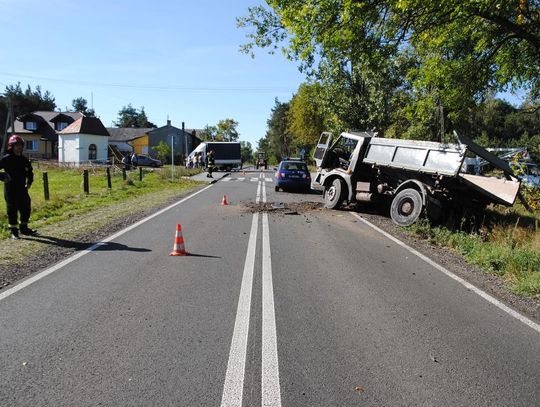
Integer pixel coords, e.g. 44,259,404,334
313,132,333,167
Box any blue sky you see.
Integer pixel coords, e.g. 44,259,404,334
0,0,305,147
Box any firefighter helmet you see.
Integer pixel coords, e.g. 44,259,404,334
7,135,25,150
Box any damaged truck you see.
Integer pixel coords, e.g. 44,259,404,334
313,131,521,226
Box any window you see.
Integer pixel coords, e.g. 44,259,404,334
56,122,68,131
25,121,37,130
25,140,38,151
88,144,97,160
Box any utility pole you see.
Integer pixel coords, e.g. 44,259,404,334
182,121,187,161
171,134,175,181
1,97,14,156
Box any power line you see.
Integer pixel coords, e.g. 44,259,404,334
0,71,294,94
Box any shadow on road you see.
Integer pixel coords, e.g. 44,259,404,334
22,235,151,252
186,253,221,259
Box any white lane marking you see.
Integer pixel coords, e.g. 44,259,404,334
260,172,264,179
256,181,262,204
0,185,214,302
250,177,258,182
262,177,267,203
261,213,282,406
222,178,232,182
265,177,273,183
350,212,540,334
237,177,245,182
221,213,260,406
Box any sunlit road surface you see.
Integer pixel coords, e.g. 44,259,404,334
1,169,539,406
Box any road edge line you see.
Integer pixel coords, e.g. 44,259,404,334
350,212,540,334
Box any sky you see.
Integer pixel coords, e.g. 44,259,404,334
0,0,306,147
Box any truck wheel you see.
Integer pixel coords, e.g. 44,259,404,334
275,185,280,192
390,188,423,226
324,178,345,209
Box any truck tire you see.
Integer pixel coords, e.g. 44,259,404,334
324,178,345,209
390,188,423,226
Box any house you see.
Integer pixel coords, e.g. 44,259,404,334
145,120,202,161
106,127,153,154
7,111,84,159
58,116,110,166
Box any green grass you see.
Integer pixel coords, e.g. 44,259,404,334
407,205,540,297
0,163,203,239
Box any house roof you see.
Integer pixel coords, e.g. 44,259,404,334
60,116,110,137
106,127,153,142
10,111,84,141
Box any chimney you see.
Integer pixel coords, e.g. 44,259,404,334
167,119,171,126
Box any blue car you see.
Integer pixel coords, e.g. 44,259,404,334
274,160,311,192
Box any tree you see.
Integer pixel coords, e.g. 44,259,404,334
200,119,240,141
115,104,156,128
240,140,253,163
265,98,292,160
288,82,326,148
72,97,95,117
238,1,540,138
216,118,240,141
154,140,171,164
200,124,217,141
1,83,56,134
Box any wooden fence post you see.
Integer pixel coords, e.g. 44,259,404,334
43,171,50,201
106,167,112,189
139,167,143,181
83,170,89,194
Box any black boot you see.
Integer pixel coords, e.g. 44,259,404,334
10,228,19,240
20,226,37,236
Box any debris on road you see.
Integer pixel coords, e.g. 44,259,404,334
243,201,322,214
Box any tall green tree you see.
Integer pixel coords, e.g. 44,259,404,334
238,0,540,138
265,98,292,160
115,104,156,128
216,118,240,141
72,97,95,117
240,140,253,162
288,82,326,147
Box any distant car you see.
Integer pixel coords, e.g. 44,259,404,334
132,154,162,168
274,160,311,192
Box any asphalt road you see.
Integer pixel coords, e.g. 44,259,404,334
1,169,539,406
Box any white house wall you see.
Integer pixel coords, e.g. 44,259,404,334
58,135,79,163
78,134,108,162
58,134,108,165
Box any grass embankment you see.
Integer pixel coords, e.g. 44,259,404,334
0,163,203,240
407,202,540,297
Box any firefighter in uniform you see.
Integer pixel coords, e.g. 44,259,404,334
206,150,215,178
0,135,37,239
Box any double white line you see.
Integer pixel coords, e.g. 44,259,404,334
221,173,281,406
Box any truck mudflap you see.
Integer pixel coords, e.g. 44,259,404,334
459,174,520,206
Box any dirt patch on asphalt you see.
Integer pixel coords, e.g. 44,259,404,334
242,201,323,215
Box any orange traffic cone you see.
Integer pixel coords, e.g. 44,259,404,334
170,224,188,256
221,195,229,205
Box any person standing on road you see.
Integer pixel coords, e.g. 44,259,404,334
0,135,37,239
206,150,215,178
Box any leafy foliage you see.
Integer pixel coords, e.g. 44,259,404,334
1,83,56,134
115,104,156,128
71,97,96,117
238,0,540,139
